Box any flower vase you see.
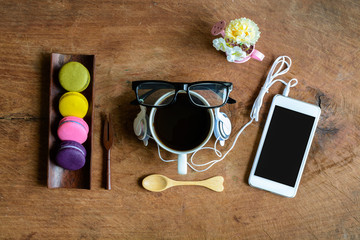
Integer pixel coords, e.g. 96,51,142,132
211,19,265,63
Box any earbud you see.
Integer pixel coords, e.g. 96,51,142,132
213,108,231,146
133,105,150,146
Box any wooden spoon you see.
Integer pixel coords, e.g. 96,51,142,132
142,174,224,192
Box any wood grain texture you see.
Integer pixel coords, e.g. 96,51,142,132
0,0,359,239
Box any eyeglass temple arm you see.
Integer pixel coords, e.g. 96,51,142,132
130,99,140,105
227,97,236,104
130,86,237,105
131,95,236,105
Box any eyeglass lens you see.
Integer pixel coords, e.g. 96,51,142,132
137,82,175,106
188,83,228,107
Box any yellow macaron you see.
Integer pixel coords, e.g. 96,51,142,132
59,61,91,92
59,92,89,118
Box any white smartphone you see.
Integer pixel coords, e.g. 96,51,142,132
248,94,321,198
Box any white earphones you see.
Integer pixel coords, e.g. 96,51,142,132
133,105,232,147
157,56,298,173
134,56,297,173
133,105,150,146
213,108,232,146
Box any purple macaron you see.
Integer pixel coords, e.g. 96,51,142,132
56,140,87,170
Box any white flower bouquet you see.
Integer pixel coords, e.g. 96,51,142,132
211,18,263,63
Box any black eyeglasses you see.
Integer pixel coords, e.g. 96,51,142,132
131,80,236,108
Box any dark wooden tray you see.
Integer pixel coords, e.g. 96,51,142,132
48,53,95,189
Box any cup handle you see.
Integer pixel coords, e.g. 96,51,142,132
251,49,265,61
178,154,187,175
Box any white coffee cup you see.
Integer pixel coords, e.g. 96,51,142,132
149,91,214,174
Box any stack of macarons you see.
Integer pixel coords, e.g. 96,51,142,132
55,61,90,170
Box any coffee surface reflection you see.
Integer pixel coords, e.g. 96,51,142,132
153,93,212,151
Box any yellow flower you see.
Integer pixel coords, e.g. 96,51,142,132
225,18,260,46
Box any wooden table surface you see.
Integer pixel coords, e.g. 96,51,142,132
1,0,359,239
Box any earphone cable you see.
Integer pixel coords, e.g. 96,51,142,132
187,56,298,172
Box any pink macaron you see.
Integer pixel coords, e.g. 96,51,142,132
57,116,89,144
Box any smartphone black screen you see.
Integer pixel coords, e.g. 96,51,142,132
254,106,315,187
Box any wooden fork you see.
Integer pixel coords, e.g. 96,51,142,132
103,114,114,190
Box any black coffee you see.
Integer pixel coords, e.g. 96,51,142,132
153,93,211,151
